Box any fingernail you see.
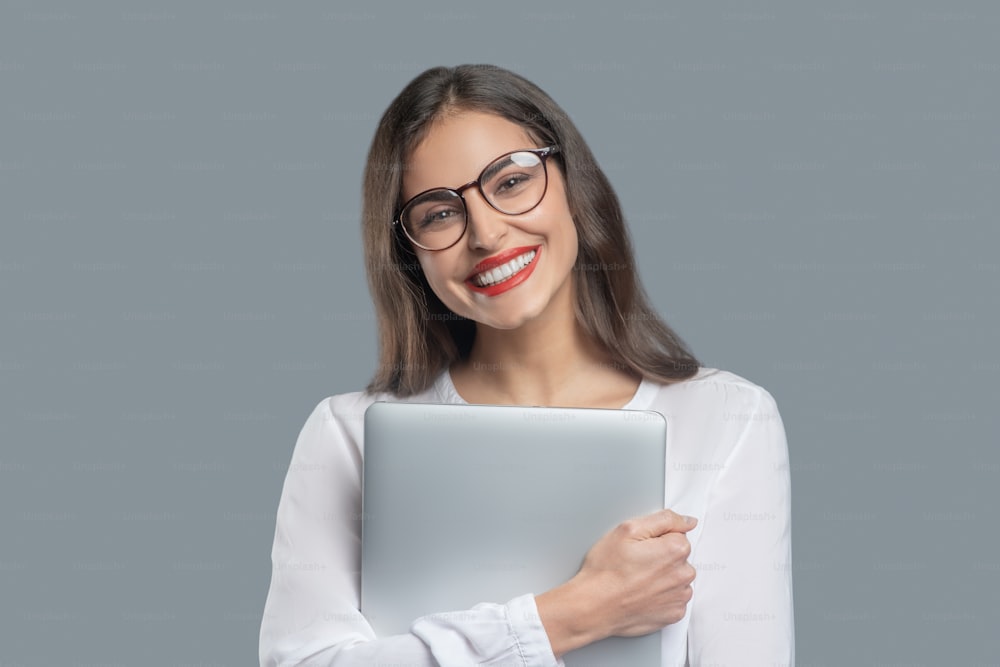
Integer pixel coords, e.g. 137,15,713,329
684,515,697,524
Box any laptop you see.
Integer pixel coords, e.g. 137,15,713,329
361,401,667,666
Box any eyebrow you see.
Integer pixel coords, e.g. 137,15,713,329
413,189,458,204
407,151,521,203
479,155,514,185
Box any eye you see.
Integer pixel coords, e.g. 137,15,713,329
493,172,532,196
418,206,463,228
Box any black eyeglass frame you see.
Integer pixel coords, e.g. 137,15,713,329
392,145,560,252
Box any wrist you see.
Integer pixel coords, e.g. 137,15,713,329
535,577,608,659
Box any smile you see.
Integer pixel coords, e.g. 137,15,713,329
465,245,542,297
472,249,537,287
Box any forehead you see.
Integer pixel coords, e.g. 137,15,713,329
402,111,537,200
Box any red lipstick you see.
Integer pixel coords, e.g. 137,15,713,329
465,245,541,297
466,246,540,280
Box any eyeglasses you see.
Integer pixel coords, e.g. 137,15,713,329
393,146,560,251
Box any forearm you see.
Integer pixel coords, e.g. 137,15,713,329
262,594,561,667
261,629,436,667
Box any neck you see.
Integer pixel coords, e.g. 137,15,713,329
461,310,627,406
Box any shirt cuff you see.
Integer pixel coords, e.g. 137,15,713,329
506,593,564,667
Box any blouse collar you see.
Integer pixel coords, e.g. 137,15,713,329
433,368,657,411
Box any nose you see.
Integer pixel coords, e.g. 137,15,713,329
463,188,507,250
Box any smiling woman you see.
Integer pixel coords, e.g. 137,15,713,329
399,111,584,358
362,66,701,402
260,65,795,666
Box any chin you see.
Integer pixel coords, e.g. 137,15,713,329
442,278,561,330
475,302,551,331
479,316,532,331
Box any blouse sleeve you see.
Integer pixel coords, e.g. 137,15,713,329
259,397,564,667
686,387,795,666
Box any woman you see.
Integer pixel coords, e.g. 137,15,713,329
260,64,794,666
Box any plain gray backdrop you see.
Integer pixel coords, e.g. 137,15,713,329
2,1,997,665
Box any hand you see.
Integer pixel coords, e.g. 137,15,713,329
535,508,698,657
573,508,698,638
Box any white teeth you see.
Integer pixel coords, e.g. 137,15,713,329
473,250,536,287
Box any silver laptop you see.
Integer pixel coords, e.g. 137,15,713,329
361,401,667,666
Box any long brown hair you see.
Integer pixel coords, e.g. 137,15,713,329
362,64,700,396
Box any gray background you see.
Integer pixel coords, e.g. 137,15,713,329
1,1,997,665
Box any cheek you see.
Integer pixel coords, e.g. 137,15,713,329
415,248,445,276
556,218,580,262
416,255,461,301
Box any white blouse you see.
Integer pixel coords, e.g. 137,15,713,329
259,366,794,666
